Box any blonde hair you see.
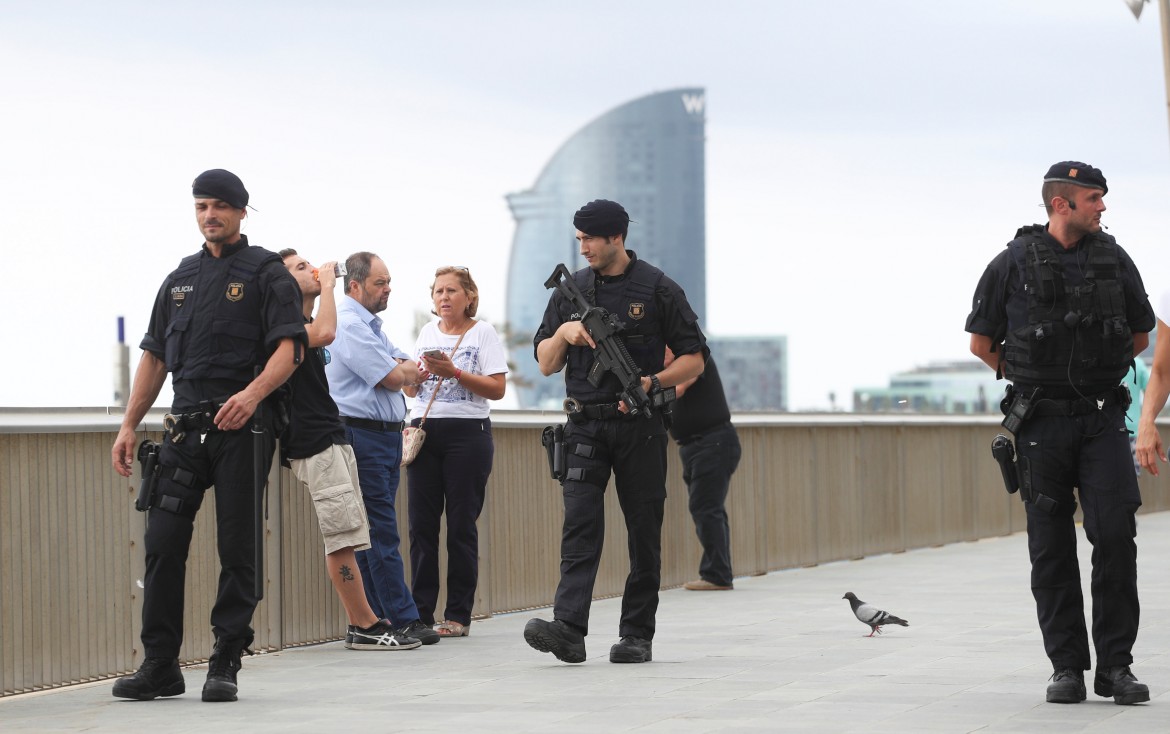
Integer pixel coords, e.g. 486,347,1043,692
431,266,479,318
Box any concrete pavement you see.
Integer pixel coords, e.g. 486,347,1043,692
3,512,1168,733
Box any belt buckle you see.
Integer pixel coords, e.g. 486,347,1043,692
563,397,583,416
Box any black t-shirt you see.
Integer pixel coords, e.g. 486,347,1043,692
669,355,731,441
282,317,347,460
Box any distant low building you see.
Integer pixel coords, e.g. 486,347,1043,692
708,336,786,412
853,361,1005,414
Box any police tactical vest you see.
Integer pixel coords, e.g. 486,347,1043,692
563,259,667,401
1002,225,1133,386
163,244,283,383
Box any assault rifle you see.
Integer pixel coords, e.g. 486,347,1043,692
544,263,674,419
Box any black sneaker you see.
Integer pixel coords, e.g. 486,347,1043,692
1094,665,1150,705
112,657,185,700
1046,668,1086,704
201,638,252,703
609,636,652,664
524,618,586,663
351,620,422,650
344,626,355,650
397,619,440,646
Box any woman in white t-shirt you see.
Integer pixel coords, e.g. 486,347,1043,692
403,266,508,637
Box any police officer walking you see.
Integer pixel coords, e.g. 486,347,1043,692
524,199,706,664
966,161,1154,705
665,349,741,592
111,170,307,702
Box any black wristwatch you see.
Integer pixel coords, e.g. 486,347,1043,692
648,374,662,393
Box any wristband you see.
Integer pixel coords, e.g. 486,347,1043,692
454,368,463,381
649,374,662,393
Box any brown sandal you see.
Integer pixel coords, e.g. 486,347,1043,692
434,620,469,637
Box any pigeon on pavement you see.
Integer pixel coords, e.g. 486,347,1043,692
842,592,909,637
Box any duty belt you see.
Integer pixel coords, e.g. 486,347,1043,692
563,398,623,421
1029,386,1129,417
163,400,225,444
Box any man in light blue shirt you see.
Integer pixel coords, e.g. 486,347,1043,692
326,251,439,646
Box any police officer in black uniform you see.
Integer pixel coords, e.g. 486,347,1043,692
111,169,306,702
966,161,1153,705
523,199,707,664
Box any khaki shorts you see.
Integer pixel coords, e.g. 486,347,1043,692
289,443,372,554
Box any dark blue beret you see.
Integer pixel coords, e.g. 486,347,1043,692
1043,161,1107,195
192,169,249,209
573,199,630,237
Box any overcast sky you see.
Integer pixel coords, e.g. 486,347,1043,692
2,0,1169,411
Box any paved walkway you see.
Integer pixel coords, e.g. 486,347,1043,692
3,513,1168,733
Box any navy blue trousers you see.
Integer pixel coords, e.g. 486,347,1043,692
1016,405,1141,670
406,417,493,626
345,425,420,626
679,423,741,587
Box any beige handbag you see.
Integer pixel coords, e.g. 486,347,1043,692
401,328,469,467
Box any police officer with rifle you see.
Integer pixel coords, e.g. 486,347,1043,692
525,199,706,665
111,169,306,703
968,162,1154,706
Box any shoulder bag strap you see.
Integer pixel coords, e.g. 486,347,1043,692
419,323,472,426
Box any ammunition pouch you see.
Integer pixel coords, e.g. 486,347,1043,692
153,465,201,519
562,440,610,486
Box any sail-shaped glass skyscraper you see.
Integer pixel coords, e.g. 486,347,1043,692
505,88,707,408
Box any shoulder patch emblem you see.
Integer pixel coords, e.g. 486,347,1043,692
226,282,245,302
628,302,645,320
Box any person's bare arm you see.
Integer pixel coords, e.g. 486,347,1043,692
537,322,594,376
112,351,169,477
970,334,999,372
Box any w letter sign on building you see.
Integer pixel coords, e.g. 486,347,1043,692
681,93,706,115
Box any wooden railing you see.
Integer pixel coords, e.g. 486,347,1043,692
2,409,1166,695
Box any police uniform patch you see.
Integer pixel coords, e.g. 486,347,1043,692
171,284,193,307
226,282,244,302
628,302,645,320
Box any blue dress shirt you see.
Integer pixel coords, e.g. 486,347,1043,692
326,295,410,422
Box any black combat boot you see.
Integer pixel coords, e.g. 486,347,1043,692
609,636,652,664
202,638,252,702
1045,668,1086,703
111,657,185,700
1094,665,1150,705
524,618,586,663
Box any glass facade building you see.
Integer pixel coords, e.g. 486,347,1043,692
505,88,707,408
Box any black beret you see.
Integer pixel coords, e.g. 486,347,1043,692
192,169,249,209
573,199,630,237
1043,161,1107,195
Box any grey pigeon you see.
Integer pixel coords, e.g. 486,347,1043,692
843,592,909,637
